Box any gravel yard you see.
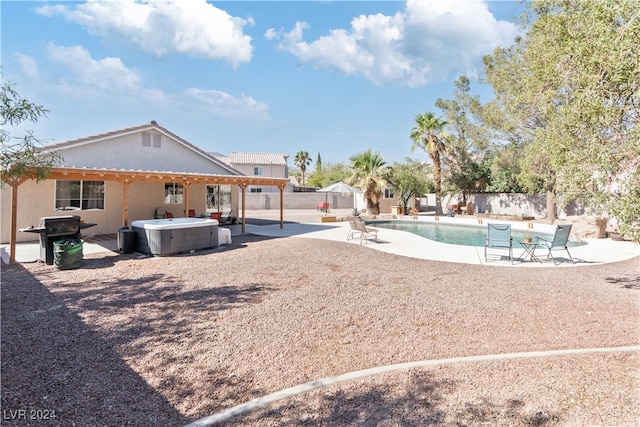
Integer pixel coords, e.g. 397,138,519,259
2,233,639,426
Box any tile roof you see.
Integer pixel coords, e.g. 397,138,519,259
229,152,289,166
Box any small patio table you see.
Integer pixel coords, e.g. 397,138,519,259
518,241,542,263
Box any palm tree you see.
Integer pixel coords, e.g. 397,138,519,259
294,151,312,186
410,112,448,215
348,149,388,215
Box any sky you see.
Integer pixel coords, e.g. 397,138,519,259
2,0,524,169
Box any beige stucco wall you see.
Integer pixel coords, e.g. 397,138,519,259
56,131,233,175
232,163,287,193
1,180,240,243
2,180,124,243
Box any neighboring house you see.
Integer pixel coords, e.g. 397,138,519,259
213,152,290,193
1,121,288,244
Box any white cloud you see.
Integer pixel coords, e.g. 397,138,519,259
46,42,141,91
183,88,270,121
39,42,269,123
15,53,39,78
270,0,517,87
37,0,253,68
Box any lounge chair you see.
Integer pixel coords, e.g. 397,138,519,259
535,224,575,265
346,216,378,245
484,223,513,264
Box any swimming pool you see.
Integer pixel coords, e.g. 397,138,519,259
370,220,584,248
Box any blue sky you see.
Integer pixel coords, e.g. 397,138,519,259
2,0,523,168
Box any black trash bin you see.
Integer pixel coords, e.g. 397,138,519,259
118,227,136,254
53,238,83,270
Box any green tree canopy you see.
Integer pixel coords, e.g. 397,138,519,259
410,112,448,215
306,162,350,189
348,148,388,215
1,79,60,187
483,0,639,235
293,151,312,186
388,160,432,212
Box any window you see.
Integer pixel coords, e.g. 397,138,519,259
206,185,232,212
165,183,184,204
250,188,262,193
253,167,263,176
384,188,395,199
55,180,105,210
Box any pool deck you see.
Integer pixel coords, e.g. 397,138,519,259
2,209,639,267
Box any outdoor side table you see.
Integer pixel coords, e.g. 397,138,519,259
518,241,542,263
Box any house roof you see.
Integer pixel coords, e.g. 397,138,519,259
42,120,244,176
227,152,289,166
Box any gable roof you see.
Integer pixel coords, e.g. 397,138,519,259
43,120,243,176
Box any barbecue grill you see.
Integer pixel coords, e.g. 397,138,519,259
19,216,96,264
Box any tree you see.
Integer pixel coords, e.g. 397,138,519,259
410,112,448,215
293,151,312,186
436,76,494,203
316,152,322,174
1,80,60,187
348,149,388,215
388,161,432,213
1,77,61,264
483,0,639,234
306,162,350,189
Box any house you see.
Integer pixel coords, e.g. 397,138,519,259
212,152,290,193
1,121,289,249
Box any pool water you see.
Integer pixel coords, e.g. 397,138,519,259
371,220,584,248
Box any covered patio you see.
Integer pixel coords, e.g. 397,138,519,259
4,166,289,263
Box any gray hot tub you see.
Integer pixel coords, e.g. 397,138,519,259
132,217,218,256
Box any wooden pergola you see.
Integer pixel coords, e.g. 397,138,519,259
6,166,290,263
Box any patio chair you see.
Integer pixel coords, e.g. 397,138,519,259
219,211,233,225
166,212,174,218
210,212,222,221
484,223,513,264
346,216,378,245
535,224,575,265
188,209,196,217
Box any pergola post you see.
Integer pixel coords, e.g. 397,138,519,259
278,183,286,229
7,179,26,264
183,181,193,217
120,179,130,227
239,183,248,235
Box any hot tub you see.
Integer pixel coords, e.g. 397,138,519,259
132,218,219,256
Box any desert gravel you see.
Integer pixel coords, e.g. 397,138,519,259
2,233,639,426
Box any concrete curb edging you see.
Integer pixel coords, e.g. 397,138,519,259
184,345,640,426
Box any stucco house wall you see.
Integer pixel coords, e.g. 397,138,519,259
50,123,237,175
1,121,245,243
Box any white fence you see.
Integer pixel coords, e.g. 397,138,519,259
245,191,586,219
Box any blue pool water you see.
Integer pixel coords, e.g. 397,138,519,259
370,220,584,248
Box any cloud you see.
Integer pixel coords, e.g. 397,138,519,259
268,0,517,87
183,88,270,121
36,0,253,68
46,42,141,91
41,42,270,122
15,53,39,78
